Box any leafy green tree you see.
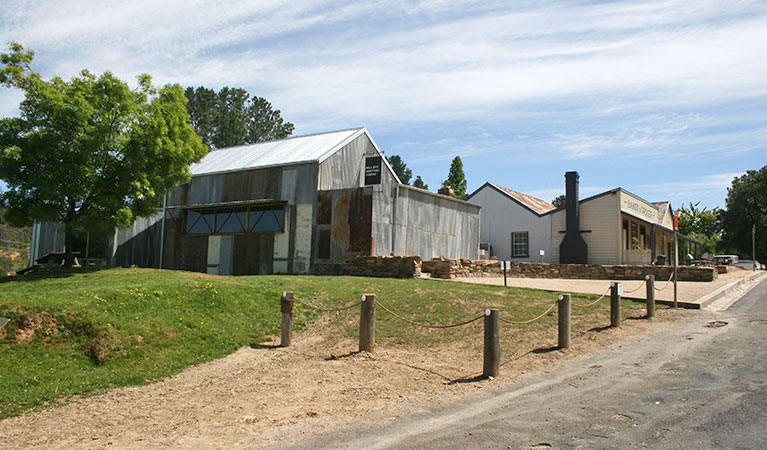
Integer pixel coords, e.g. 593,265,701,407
721,166,767,262
678,202,722,237
0,42,208,266
552,195,566,208
247,96,294,143
677,202,724,256
185,86,294,149
386,154,412,185
442,156,467,199
413,176,429,190
184,86,218,148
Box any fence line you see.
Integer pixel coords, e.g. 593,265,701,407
498,301,557,325
654,272,675,291
280,282,655,378
293,296,363,313
621,279,647,294
372,299,484,329
571,286,612,308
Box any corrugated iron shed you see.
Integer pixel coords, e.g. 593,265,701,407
190,127,368,177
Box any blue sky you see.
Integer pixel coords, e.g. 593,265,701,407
1,0,765,209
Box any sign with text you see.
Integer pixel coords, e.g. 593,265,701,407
620,192,657,223
364,156,382,185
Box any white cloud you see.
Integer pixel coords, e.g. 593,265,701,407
2,0,766,131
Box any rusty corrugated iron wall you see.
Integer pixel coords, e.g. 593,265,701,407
30,130,481,275
373,185,480,260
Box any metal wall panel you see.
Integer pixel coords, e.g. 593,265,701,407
317,135,364,190
112,214,163,268
375,185,480,260
34,222,65,259
320,187,373,259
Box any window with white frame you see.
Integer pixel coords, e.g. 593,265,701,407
511,231,529,258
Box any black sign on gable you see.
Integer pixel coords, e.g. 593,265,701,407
364,156,382,185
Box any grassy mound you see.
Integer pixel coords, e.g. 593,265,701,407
0,267,646,419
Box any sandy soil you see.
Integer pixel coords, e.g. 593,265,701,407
433,266,755,305
0,305,691,449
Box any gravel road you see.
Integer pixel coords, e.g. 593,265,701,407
290,277,767,449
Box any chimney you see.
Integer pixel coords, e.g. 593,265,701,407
559,171,588,264
438,186,455,197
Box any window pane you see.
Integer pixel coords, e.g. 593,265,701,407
512,232,529,257
216,209,247,233
250,207,284,232
186,210,214,234
630,222,639,249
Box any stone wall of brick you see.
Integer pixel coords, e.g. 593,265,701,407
422,258,716,282
313,256,422,278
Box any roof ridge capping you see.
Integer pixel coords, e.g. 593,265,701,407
210,126,366,152
189,127,368,177
468,182,556,215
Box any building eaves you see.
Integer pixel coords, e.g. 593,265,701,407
545,187,623,215
467,182,555,216
653,201,671,223
189,127,366,177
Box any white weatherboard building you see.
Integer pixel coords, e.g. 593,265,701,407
469,172,701,266
466,183,555,263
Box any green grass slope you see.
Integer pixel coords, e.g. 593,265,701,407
0,267,645,419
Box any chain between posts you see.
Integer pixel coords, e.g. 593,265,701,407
375,300,484,329
654,272,675,291
497,301,558,325
293,297,363,312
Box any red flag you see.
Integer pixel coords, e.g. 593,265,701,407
674,210,679,231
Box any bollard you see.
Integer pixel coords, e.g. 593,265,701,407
610,282,621,328
645,275,655,319
483,309,500,378
502,261,508,287
359,294,376,352
280,291,295,347
558,294,571,349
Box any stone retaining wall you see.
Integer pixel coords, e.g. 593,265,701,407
422,258,716,282
313,256,716,282
313,256,422,278
421,258,503,278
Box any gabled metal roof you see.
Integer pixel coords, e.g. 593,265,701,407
189,127,367,177
466,182,555,216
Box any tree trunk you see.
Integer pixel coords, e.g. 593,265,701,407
64,229,76,268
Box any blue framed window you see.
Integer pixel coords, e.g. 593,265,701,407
186,205,284,235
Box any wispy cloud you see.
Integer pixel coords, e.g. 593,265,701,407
1,1,763,208
2,0,766,128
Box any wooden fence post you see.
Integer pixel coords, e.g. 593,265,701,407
645,275,655,319
610,282,621,328
483,309,500,378
558,294,571,349
280,291,295,347
359,294,376,352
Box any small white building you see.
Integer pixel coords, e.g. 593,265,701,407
469,172,702,266
466,182,555,263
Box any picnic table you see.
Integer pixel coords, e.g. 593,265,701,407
35,251,81,267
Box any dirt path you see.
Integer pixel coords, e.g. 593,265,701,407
0,307,689,449
292,277,767,449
